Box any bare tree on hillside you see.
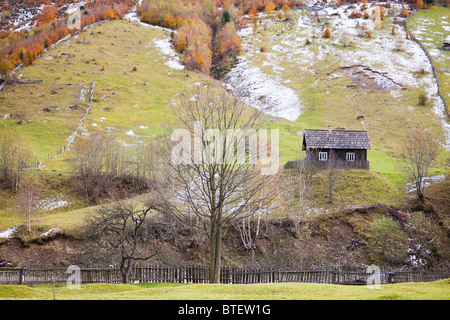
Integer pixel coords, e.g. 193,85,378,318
159,87,280,283
233,171,281,267
15,177,40,233
401,128,440,201
84,200,166,283
0,131,32,191
292,151,318,235
327,151,341,204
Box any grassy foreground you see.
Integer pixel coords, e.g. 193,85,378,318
0,279,449,300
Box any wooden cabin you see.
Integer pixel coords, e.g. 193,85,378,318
301,127,371,170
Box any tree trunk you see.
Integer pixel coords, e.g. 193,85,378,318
120,259,133,284
209,222,222,283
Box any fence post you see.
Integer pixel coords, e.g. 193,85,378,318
19,267,25,285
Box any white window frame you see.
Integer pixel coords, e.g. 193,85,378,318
319,152,328,161
346,152,355,162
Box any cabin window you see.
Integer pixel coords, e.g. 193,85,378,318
346,152,355,162
319,152,328,161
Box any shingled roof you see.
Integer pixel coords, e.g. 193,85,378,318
302,129,371,150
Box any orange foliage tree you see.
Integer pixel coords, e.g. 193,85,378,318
38,6,57,23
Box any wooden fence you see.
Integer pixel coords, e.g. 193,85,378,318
0,265,448,286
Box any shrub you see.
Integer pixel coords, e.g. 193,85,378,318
277,12,284,19
402,10,409,18
323,28,331,38
348,11,362,19
418,93,427,106
366,217,409,265
132,66,137,72
305,38,311,44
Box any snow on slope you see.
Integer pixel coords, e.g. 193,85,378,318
224,3,450,147
223,56,303,121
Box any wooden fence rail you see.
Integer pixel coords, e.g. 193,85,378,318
0,265,449,286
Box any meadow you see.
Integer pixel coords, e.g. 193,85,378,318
0,279,449,300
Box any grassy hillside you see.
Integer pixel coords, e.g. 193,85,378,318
0,18,216,170
225,5,450,183
408,5,450,109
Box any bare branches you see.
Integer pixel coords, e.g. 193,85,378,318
0,130,32,191
70,134,162,202
159,87,280,282
401,128,440,201
84,200,167,283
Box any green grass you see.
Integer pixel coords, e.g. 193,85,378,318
408,5,450,110
0,279,448,300
0,18,214,170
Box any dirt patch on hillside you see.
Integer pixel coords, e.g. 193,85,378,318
335,65,404,91
1,202,448,269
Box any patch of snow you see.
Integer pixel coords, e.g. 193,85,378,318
406,174,446,195
0,227,17,239
222,57,303,121
38,195,69,211
126,130,137,136
152,38,185,70
40,228,62,238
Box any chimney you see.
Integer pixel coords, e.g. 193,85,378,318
327,125,332,135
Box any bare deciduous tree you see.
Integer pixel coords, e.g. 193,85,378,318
327,152,341,204
401,128,440,201
160,87,280,283
0,131,32,191
70,134,161,201
84,200,166,283
16,177,40,233
291,151,318,235
233,172,279,267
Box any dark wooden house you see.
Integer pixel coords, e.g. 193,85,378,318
301,127,371,169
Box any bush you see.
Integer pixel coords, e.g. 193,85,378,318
348,11,362,19
402,10,409,18
323,28,331,38
366,217,409,265
418,93,428,106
